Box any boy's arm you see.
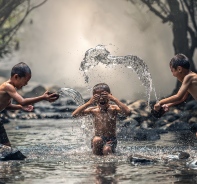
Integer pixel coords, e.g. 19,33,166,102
6,103,34,112
5,83,57,106
6,102,22,110
161,92,189,111
165,91,189,107
154,75,191,110
72,101,92,117
72,95,99,117
106,93,131,116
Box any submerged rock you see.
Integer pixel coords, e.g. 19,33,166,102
128,155,155,165
0,144,26,161
178,151,190,159
1,150,26,161
165,151,190,160
24,85,46,98
133,129,160,141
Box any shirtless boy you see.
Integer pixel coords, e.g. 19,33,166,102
0,62,58,147
154,53,197,111
72,83,131,155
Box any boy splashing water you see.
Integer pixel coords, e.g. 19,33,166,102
72,83,131,155
0,62,58,147
154,53,197,111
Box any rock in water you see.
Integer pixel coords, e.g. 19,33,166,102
0,144,26,161
128,155,154,165
178,151,190,159
0,150,26,161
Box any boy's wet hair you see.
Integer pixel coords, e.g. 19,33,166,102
11,62,31,77
170,53,190,69
93,83,111,94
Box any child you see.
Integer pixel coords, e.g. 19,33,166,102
154,53,197,112
0,62,58,147
72,83,131,155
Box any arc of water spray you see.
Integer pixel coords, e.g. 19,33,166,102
79,45,158,106
58,88,94,148
58,88,85,106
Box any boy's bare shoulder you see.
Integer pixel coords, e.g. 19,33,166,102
184,72,197,81
0,81,15,92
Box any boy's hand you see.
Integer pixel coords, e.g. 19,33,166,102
89,94,100,104
154,103,161,111
101,91,114,101
22,105,34,112
43,91,59,102
162,104,169,112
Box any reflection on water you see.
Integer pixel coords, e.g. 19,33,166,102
1,119,197,184
94,163,117,184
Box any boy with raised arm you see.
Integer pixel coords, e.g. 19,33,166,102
0,62,58,147
154,53,197,112
72,83,131,156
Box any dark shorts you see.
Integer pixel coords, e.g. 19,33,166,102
0,121,10,144
91,136,117,153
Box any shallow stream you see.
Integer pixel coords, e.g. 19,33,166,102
1,119,197,184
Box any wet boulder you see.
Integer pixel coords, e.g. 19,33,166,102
0,144,26,161
128,155,155,165
24,85,46,98
166,121,190,131
184,100,197,110
117,118,139,138
133,129,160,141
0,114,10,124
178,151,190,159
165,151,190,160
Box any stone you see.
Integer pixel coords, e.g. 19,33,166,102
166,121,190,131
24,85,46,98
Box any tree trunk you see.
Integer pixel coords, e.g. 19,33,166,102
167,0,196,94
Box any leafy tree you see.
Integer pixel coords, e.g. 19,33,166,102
129,0,197,94
0,0,47,58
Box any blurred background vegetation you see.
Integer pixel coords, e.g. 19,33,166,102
129,0,197,94
0,0,47,58
0,0,197,98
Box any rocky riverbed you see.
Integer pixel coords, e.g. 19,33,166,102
1,84,197,142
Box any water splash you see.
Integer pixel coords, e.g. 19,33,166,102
80,45,158,106
58,87,94,148
58,88,85,106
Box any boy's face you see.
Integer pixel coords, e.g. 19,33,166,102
14,73,31,89
170,66,181,78
93,89,109,108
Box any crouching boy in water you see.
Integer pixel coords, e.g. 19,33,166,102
72,83,131,155
0,62,58,147
154,53,197,112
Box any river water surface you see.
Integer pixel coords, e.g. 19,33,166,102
1,118,197,184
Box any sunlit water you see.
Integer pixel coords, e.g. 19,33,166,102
1,119,197,184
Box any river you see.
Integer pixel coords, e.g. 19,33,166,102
0,118,197,184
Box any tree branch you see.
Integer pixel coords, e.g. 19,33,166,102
0,0,48,54
183,0,197,32
140,0,170,23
